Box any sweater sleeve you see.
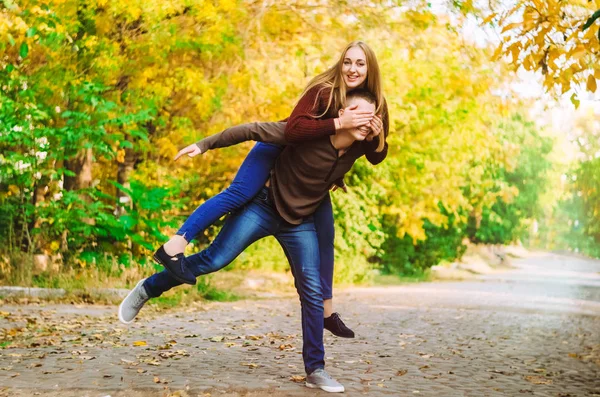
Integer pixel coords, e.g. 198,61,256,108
284,86,337,143
363,99,389,165
195,122,287,153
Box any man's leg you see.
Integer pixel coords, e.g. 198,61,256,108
145,194,275,298
158,142,283,284
120,192,276,324
276,221,344,393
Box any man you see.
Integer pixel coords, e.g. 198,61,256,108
119,89,384,393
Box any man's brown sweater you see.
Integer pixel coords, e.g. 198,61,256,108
195,86,389,224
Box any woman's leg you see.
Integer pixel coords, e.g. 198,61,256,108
163,142,283,255
313,194,355,338
313,195,334,307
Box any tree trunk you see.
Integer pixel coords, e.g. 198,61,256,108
64,148,93,191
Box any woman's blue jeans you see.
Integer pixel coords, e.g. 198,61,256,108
145,188,325,374
175,142,334,299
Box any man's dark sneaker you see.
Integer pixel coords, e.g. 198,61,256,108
153,245,196,285
324,312,355,338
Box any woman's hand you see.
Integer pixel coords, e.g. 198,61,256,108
174,144,202,161
365,115,383,141
337,104,373,130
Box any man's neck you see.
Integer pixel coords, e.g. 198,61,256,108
330,131,356,151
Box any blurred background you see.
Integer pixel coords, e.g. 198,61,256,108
1,0,599,297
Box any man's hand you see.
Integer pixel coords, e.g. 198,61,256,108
174,144,202,161
331,184,348,193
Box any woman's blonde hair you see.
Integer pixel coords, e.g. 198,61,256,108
298,41,386,152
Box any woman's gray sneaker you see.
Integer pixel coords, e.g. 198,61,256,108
118,278,149,324
306,368,345,393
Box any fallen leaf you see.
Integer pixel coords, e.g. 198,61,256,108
133,341,147,347
279,344,295,351
524,375,552,385
397,370,408,376
137,369,147,373
488,369,515,376
289,375,305,383
147,359,161,366
209,336,224,342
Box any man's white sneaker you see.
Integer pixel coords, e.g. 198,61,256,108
306,368,345,393
118,278,149,324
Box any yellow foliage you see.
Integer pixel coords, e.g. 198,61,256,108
486,0,600,99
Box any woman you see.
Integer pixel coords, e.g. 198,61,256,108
135,41,388,337
120,88,386,392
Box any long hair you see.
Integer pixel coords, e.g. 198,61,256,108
298,41,386,152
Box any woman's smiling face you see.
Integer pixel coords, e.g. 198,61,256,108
342,46,368,89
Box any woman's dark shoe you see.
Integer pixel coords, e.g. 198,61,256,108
324,312,355,338
153,246,196,285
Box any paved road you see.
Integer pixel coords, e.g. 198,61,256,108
0,252,599,396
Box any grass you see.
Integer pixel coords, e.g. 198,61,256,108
0,253,243,304
152,278,240,309
372,270,432,285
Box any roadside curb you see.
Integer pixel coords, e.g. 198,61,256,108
0,286,129,301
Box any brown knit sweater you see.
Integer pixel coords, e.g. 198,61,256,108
193,85,390,224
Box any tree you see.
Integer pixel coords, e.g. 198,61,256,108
481,0,600,104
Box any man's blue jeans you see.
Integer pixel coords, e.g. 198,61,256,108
145,187,325,374
175,142,334,300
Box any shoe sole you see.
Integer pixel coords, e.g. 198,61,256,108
306,382,345,393
153,254,196,285
324,328,355,338
118,279,146,325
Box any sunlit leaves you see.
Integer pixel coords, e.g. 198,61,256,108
484,1,600,100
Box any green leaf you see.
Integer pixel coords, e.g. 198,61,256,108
19,42,28,58
6,64,14,72
570,93,580,109
120,140,134,149
582,9,600,31
7,34,15,46
26,27,37,38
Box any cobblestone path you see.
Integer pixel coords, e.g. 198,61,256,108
0,252,599,396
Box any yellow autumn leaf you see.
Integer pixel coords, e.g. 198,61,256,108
587,74,597,93
481,12,497,25
116,149,125,163
132,341,147,347
501,22,520,33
